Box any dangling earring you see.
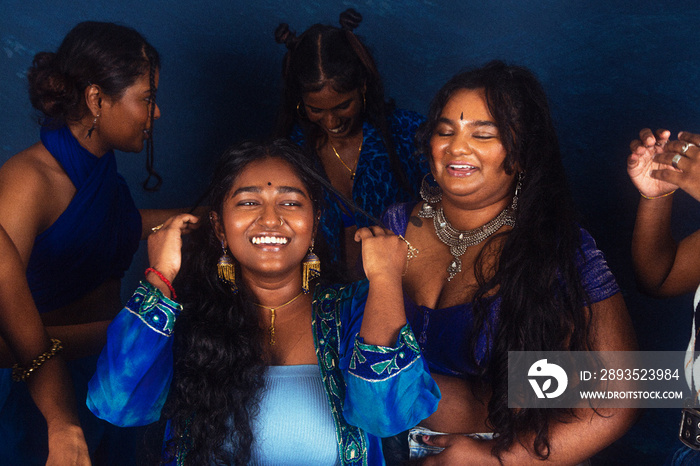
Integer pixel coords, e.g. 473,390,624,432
419,173,442,204
418,174,442,218
302,240,321,293
85,113,99,139
296,102,306,120
217,241,237,293
511,172,524,211
362,91,366,112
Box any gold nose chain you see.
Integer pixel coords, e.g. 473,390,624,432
254,290,304,345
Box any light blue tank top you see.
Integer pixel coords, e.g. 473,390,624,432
247,364,339,465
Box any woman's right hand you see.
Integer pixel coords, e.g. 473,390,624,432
354,226,408,282
627,128,678,198
147,213,199,285
46,423,91,466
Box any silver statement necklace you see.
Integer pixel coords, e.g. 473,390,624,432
418,176,520,281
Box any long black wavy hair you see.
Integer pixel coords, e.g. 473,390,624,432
28,21,162,190
273,8,410,193
417,61,592,459
164,139,325,465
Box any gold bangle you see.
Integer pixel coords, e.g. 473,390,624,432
640,190,677,200
11,338,64,382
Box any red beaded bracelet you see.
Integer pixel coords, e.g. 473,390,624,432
145,267,177,299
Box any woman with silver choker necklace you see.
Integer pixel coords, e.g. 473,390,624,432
381,61,637,464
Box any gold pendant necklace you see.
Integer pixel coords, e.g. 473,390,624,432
330,134,363,180
254,290,304,346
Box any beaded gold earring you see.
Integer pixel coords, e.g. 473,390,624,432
302,240,321,293
217,241,237,293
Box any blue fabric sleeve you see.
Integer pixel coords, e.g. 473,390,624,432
87,281,181,427
381,202,413,236
576,228,620,303
337,281,440,437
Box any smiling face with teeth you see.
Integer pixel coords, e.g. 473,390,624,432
212,156,316,280
302,83,364,140
430,88,516,212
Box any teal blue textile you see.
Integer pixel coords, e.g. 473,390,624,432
87,280,440,465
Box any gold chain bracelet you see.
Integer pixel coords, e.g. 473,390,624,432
12,338,64,382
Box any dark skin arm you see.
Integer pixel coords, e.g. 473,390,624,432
628,128,700,296
0,224,90,465
354,226,409,346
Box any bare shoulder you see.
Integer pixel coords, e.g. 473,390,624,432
0,142,68,186
0,142,75,259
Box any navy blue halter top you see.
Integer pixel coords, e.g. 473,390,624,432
26,125,141,313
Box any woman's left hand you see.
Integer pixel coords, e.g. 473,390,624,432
354,226,408,282
420,434,495,466
652,131,700,202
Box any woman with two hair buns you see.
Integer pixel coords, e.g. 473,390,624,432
0,21,195,463
275,9,429,277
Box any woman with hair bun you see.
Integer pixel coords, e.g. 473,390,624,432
0,21,192,463
275,9,429,276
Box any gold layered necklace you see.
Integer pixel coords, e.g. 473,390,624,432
254,290,304,346
329,135,363,180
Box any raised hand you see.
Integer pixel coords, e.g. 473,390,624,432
627,128,677,198
354,226,409,281
147,213,199,287
652,131,700,202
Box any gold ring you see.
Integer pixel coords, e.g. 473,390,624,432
151,223,164,232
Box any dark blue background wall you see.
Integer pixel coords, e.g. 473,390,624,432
3,1,700,463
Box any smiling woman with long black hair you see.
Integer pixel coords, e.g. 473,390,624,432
382,61,637,464
87,139,439,465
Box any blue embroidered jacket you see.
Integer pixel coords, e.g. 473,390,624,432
87,280,440,465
